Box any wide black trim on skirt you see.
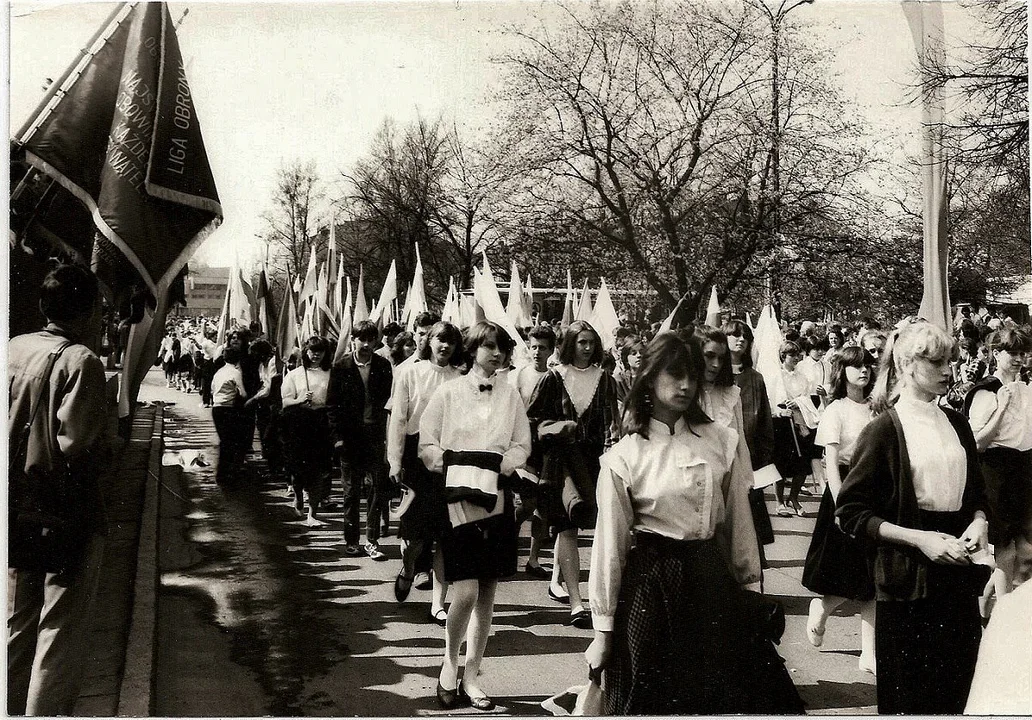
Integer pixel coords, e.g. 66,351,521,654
439,492,517,582
802,467,875,601
603,532,803,716
874,509,987,715
398,434,450,541
981,446,1032,546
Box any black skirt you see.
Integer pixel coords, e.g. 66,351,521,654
439,492,518,582
279,406,332,496
801,470,875,601
874,509,987,715
397,434,450,541
603,532,803,716
981,447,1032,546
772,416,814,478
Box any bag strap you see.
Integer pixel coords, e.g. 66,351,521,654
9,340,73,474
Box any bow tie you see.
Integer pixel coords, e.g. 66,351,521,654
478,384,493,393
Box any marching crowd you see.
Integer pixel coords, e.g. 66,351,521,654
160,306,1032,715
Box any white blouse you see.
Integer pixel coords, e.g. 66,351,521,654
895,395,967,511
698,383,756,485
558,364,603,418
386,360,463,476
968,381,1032,452
815,397,873,466
418,368,532,526
589,417,760,632
281,366,330,408
211,364,247,407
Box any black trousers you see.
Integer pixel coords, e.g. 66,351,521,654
341,433,389,546
212,406,249,483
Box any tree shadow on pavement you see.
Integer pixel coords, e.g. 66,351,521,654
798,679,876,712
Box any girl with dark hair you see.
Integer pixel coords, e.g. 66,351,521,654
722,319,777,565
584,332,801,715
280,336,333,525
837,321,991,714
802,346,877,673
419,322,531,711
527,320,620,628
614,340,643,415
389,331,417,366
770,340,818,517
389,321,464,625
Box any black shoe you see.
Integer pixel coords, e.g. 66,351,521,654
568,608,593,630
437,681,467,710
524,563,551,579
548,585,570,604
395,573,413,602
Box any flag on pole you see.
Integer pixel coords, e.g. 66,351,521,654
442,277,459,323
902,0,951,332
704,286,721,327
298,248,318,306
476,252,528,351
327,211,337,274
255,265,274,338
575,279,593,322
658,293,689,334
333,256,346,319
275,278,299,362
590,278,620,350
506,260,530,328
216,272,232,345
561,269,574,328
353,265,369,324
12,3,223,417
371,259,398,326
406,244,428,329
524,273,536,324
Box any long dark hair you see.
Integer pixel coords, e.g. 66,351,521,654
558,320,605,367
693,325,734,386
829,346,875,400
622,332,711,439
721,319,755,369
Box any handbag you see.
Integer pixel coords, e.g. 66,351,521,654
8,341,91,575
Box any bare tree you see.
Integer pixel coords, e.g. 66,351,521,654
916,0,1028,176
494,0,878,318
261,160,324,284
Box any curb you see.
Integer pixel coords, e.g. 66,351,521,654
116,403,163,717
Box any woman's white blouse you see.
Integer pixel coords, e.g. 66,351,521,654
895,395,967,511
386,361,463,476
814,397,873,465
968,381,1032,452
281,366,330,408
588,417,760,632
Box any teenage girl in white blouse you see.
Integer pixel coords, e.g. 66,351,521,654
419,322,531,711
584,333,801,715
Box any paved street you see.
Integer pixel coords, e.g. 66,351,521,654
139,370,876,716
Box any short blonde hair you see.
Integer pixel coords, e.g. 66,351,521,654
871,320,957,413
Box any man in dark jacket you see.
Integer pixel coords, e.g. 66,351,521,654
327,320,393,559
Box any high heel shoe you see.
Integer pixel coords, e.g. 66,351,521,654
436,681,467,710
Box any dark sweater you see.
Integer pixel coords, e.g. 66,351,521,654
836,405,988,601
733,367,775,470
326,353,393,465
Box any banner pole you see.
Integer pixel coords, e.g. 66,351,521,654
14,2,137,144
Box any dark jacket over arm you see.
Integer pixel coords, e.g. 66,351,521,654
734,368,775,470
836,406,988,601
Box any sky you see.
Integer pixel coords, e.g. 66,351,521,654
9,0,976,271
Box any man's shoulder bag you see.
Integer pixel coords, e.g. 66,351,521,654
8,341,92,575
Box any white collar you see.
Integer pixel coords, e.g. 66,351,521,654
649,416,687,437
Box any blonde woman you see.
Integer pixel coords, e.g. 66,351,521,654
837,319,991,714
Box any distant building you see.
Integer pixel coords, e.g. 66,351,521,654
178,266,230,317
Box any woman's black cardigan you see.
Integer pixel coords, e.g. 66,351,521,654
836,405,988,602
